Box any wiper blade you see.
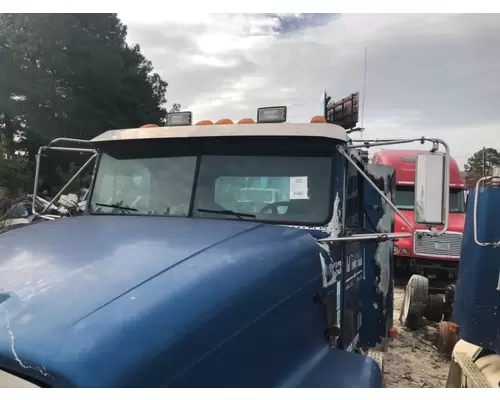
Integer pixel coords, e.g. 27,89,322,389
197,208,256,220
95,202,138,214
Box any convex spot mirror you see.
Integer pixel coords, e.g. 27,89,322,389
414,152,448,226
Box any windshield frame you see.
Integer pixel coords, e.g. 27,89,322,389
86,136,337,227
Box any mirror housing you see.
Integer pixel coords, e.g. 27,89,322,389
414,152,449,226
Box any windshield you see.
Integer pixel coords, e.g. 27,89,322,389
89,139,334,225
395,186,466,213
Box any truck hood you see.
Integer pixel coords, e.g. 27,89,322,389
395,210,465,233
0,215,263,327
0,215,323,387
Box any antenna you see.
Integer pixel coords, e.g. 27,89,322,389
360,46,368,140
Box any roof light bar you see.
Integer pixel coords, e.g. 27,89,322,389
166,111,192,127
257,106,287,123
215,119,234,125
196,120,214,125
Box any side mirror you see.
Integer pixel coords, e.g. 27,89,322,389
414,152,448,226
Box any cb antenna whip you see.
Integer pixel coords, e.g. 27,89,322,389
361,46,368,140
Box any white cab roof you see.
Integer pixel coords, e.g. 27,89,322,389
90,123,348,143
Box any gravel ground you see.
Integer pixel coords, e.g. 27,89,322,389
384,286,451,388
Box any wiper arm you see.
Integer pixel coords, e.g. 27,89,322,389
197,208,256,220
95,202,138,214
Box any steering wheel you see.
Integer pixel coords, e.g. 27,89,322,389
260,201,290,214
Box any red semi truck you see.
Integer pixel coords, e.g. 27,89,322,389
372,149,466,287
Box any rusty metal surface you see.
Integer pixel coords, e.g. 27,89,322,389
425,294,445,322
437,321,459,356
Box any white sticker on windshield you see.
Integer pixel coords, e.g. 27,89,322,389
290,176,309,199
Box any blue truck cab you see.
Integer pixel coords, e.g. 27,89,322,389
0,106,451,388
443,170,500,388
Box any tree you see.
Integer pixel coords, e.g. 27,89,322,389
169,103,181,113
464,148,500,176
0,133,29,196
0,13,179,194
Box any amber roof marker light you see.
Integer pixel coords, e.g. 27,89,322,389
215,119,234,125
195,120,214,125
237,118,255,124
310,116,327,123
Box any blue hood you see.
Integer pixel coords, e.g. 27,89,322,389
0,216,263,325
0,215,323,387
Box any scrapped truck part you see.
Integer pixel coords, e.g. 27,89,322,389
400,274,458,332
400,274,429,330
443,167,500,388
473,170,500,249
32,140,97,217
426,294,445,323
436,321,459,356
0,192,88,235
385,287,452,388
446,340,497,388
370,149,465,290
0,97,453,387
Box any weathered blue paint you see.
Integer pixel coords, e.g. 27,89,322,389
360,165,396,347
0,137,398,387
315,150,344,349
314,152,395,351
280,347,382,388
342,242,364,351
0,215,382,387
453,187,500,354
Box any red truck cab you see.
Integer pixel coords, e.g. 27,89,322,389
372,150,466,286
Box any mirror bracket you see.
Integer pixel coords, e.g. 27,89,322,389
345,136,451,237
337,145,415,233
473,168,500,248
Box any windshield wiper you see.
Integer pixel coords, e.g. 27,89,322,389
197,208,256,220
95,202,138,214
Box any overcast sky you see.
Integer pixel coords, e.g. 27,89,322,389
118,13,500,168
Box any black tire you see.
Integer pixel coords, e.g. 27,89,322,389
400,274,429,330
426,294,445,322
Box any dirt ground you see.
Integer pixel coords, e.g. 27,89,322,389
384,286,451,388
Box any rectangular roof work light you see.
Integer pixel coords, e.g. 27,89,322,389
257,106,287,123
166,111,192,127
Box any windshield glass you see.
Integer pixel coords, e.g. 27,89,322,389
91,154,197,216
238,188,281,203
89,139,334,225
395,186,466,213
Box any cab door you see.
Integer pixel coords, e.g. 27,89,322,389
359,164,396,347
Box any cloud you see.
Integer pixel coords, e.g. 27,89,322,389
120,13,500,168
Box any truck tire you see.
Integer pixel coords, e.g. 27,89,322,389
400,274,429,331
426,294,445,322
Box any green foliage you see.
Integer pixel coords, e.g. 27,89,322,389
464,148,500,175
0,13,178,194
0,134,30,196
